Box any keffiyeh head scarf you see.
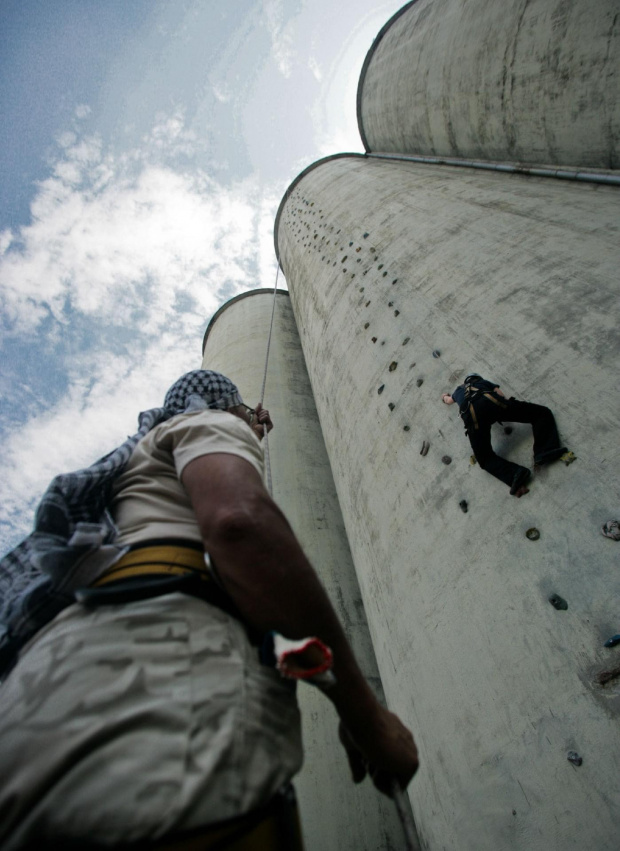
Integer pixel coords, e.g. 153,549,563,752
0,369,242,677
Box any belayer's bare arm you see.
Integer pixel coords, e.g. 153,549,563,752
182,453,419,795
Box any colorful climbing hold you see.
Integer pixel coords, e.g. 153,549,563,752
389,362,398,372
378,385,384,395
459,500,468,513
432,350,441,358
526,528,540,541
416,378,423,387
567,751,582,767
388,403,395,411
442,456,452,465
420,441,430,456
604,635,620,648
549,593,568,610
403,425,410,432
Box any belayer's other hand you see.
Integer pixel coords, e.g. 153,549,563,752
338,708,418,796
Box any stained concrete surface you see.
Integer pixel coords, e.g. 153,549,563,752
202,290,409,851
275,154,620,850
358,0,620,169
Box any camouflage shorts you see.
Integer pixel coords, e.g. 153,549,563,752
0,593,303,848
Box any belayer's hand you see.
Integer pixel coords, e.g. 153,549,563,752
252,402,273,440
338,707,419,796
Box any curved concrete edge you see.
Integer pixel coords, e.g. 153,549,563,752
355,0,420,153
273,153,366,272
202,288,289,354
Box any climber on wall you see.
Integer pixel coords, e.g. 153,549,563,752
442,373,567,497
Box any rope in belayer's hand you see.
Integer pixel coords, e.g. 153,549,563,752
258,261,420,851
259,262,281,498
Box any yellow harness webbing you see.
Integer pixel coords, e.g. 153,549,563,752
94,545,208,587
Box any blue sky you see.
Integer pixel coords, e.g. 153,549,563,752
0,0,405,552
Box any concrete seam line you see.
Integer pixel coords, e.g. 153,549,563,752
366,152,620,187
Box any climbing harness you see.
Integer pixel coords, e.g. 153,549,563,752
459,381,507,432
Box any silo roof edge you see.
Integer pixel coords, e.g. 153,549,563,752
273,153,366,272
202,288,289,354
356,0,421,153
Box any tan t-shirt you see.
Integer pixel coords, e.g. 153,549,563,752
111,408,265,546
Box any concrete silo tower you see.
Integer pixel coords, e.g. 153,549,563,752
201,290,409,851
357,0,620,168
273,1,620,849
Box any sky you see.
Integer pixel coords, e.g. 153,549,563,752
0,0,406,552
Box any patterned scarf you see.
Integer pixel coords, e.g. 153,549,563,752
0,370,242,677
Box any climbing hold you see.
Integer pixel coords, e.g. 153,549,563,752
420,441,430,456
388,302,393,307
378,264,384,270
549,593,568,610
470,455,477,465
560,450,577,466
604,634,620,648
388,403,395,411
371,337,377,343
459,500,468,513
402,338,410,345
526,528,540,541
597,665,620,685
504,426,513,435
389,362,398,372
356,247,361,252
365,301,371,307
392,279,398,284
567,751,582,767
363,233,369,238
394,310,400,316
349,241,353,246
602,520,620,540
378,385,384,395
432,350,441,358
364,322,370,329
416,378,424,387
403,425,410,432
442,455,452,465
383,271,388,277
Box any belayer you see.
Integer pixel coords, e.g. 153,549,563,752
0,369,418,849
442,373,567,497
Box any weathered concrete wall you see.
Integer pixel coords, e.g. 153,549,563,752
275,155,620,851
357,0,620,169
201,290,408,851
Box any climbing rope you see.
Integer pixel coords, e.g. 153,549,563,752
259,262,281,497
257,264,420,850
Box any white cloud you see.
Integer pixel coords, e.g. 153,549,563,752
0,111,281,551
262,0,297,78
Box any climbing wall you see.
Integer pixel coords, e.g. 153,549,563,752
357,0,620,168
274,154,620,850
201,290,409,851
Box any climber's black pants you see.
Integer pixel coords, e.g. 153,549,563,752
467,397,562,488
